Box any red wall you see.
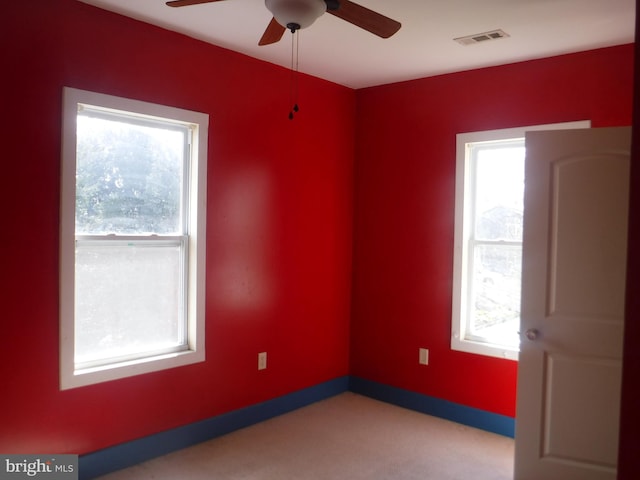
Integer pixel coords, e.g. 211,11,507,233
351,44,635,417
1,1,354,454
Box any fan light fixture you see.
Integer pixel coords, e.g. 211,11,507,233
265,0,327,31
166,0,401,118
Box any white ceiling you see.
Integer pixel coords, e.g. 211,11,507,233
79,0,635,89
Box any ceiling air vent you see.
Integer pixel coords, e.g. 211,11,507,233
454,29,510,46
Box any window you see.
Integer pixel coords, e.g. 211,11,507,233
60,87,208,389
451,121,590,360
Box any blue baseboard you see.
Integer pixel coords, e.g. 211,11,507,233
349,376,515,438
79,376,349,479
79,375,514,478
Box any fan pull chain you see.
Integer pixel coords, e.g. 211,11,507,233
289,29,300,120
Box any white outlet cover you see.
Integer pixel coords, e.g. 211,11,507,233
258,352,267,370
419,348,429,365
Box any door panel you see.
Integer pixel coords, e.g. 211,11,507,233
514,127,631,480
550,154,629,321
543,353,622,467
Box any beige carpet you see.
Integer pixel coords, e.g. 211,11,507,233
97,392,514,479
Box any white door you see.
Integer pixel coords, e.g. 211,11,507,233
514,127,631,480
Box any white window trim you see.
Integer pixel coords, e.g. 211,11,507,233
451,120,590,361
60,87,208,389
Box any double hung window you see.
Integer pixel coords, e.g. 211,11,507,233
451,122,589,360
60,87,208,389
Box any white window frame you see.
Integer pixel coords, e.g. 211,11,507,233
451,121,590,360
60,87,208,389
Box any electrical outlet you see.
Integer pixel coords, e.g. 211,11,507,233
258,352,267,370
419,348,429,365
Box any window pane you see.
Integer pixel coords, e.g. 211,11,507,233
75,115,185,235
474,146,524,241
470,244,521,348
74,242,184,366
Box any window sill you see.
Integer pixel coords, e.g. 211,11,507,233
60,348,204,390
451,336,519,361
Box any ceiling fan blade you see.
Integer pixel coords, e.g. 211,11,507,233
327,0,401,38
166,0,227,7
259,17,287,46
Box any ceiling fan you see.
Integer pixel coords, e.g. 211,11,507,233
166,0,402,45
